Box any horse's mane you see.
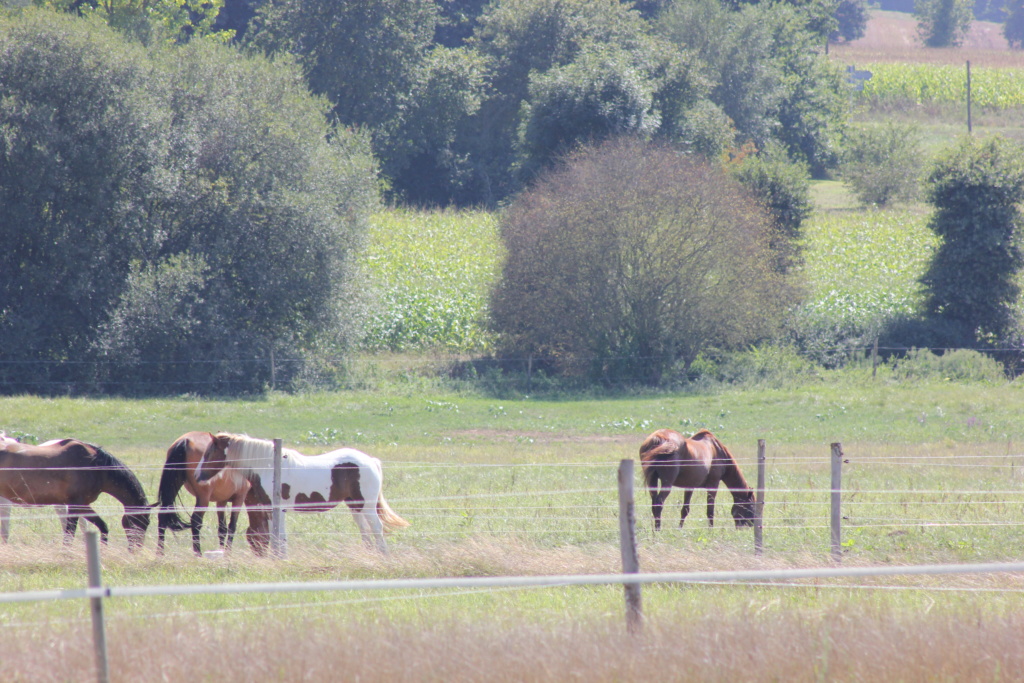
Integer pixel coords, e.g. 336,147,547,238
219,433,278,475
85,442,150,509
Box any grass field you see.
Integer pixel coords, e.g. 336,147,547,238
3,375,1024,680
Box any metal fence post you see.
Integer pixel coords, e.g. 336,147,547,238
86,531,110,683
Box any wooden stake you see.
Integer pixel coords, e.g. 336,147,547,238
617,459,643,635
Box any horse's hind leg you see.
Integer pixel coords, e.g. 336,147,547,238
680,489,694,528
190,496,210,555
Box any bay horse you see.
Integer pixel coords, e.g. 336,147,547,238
0,433,69,543
195,433,409,555
155,431,252,556
639,428,756,530
0,438,151,551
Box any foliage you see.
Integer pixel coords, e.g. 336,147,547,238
858,63,1024,109
37,0,232,43
1004,0,1024,48
0,10,378,394
465,0,651,204
358,210,500,352
921,135,1024,347
791,209,937,365
914,0,973,47
888,348,1007,382
657,0,849,176
490,137,793,385
841,121,924,207
729,143,812,249
516,44,661,179
830,0,868,43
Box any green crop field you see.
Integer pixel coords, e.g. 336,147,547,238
858,63,1024,109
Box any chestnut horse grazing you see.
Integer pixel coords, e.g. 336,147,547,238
639,428,756,530
155,431,252,555
195,433,409,555
0,438,151,551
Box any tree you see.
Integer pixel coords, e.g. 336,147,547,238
729,143,812,272
914,0,973,47
0,10,377,394
1005,0,1024,48
38,0,232,43
464,0,651,203
920,136,1024,346
516,44,661,180
657,0,849,175
830,0,869,43
841,122,924,206
490,137,792,385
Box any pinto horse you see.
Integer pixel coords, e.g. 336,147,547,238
0,438,151,551
639,428,756,530
155,431,252,555
195,433,409,555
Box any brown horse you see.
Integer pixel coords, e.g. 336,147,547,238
195,433,409,555
155,431,252,555
0,438,151,550
639,428,756,530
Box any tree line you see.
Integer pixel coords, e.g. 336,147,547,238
2,1,1023,394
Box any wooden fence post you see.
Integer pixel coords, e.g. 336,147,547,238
831,443,844,562
755,439,766,556
617,459,643,635
86,531,110,683
271,438,287,559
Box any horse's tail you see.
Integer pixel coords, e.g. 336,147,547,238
376,493,410,533
156,439,190,532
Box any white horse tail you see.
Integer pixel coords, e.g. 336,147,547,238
377,493,409,532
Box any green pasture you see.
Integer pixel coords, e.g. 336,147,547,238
3,377,1024,680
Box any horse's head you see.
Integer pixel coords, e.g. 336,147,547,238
195,433,232,483
731,490,757,528
122,506,151,553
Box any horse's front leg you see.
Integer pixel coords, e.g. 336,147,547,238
216,504,228,548
79,505,110,543
679,489,694,528
706,488,718,528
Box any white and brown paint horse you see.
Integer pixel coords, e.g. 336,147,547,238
639,428,756,530
0,437,151,550
155,431,252,555
195,433,409,555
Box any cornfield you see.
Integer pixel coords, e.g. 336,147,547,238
857,62,1024,108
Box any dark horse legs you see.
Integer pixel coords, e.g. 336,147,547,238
64,504,110,544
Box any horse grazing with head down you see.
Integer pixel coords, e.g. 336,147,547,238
195,433,409,555
0,438,151,551
155,431,252,556
639,428,756,530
